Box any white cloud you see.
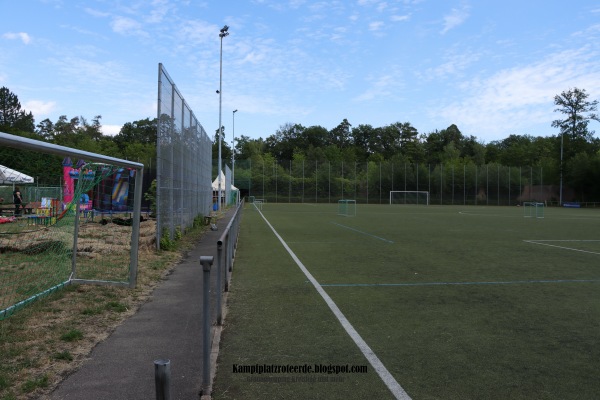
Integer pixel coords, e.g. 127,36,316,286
111,16,147,37
2,32,32,44
369,21,385,31
391,14,410,22
435,47,600,140
440,5,470,35
102,124,122,136
23,100,57,117
353,70,404,102
420,50,481,80
84,7,110,18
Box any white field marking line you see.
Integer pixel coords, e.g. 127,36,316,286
523,240,600,255
331,222,394,244
458,211,520,218
320,279,600,287
256,208,411,400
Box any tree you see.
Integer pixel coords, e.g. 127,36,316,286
552,87,599,204
351,124,377,161
552,88,599,146
329,119,352,148
213,125,231,163
0,86,35,132
114,118,157,149
264,123,305,160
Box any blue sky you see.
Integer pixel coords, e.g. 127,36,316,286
2,1,600,143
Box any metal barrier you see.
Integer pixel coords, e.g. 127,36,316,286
197,199,244,396
216,199,244,324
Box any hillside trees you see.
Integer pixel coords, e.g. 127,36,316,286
0,86,35,133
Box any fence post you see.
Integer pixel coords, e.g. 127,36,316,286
216,239,224,323
199,256,214,396
154,359,171,400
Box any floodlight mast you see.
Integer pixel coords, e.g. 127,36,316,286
232,109,238,199
217,25,229,212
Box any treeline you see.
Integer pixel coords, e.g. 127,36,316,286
1,86,599,200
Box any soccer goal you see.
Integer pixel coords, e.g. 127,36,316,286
523,202,545,218
338,199,357,216
390,191,429,205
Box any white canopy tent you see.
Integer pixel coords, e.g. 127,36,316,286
211,170,238,192
212,170,239,207
0,164,34,186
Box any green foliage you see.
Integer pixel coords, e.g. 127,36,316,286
0,374,9,391
105,301,127,313
0,87,35,132
21,375,48,393
160,228,176,251
144,179,157,216
60,329,83,342
193,214,205,228
52,351,73,361
2,85,600,203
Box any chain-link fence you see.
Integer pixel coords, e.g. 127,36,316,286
157,64,213,248
232,159,561,206
0,132,145,319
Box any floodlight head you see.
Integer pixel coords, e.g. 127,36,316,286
219,25,229,38
233,109,238,113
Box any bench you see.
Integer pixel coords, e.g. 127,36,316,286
0,206,34,216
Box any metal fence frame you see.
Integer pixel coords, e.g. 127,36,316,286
0,131,144,318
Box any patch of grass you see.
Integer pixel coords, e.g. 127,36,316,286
21,374,48,393
105,301,127,313
0,375,9,391
53,351,73,362
81,306,104,315
60,329,83,342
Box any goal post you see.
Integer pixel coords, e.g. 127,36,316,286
523,202,545,218
338,199,357,216
390,191,429,205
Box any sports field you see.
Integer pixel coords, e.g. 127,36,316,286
212,203,600,399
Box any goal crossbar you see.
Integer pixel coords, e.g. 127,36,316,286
389,191,429,205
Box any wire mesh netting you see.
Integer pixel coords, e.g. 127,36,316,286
156,64,213,247
0,133,148,319
233,159,551,206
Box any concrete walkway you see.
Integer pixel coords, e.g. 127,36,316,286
48,207,236,400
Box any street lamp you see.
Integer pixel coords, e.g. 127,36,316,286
559,130,564,206
217,25,229,212
232,109,237,200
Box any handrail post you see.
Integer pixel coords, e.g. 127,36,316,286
199,256,214,396
154,359,171,400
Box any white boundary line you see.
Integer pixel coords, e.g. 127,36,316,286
255,208,411,400
523,240,600,256
331,222,394,244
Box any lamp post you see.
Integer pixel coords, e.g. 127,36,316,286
559,130,564,206
232,109,237,199
217,25,229,212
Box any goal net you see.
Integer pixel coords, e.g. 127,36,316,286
338,199,356,216
390,191,429,205
523,202,545,218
